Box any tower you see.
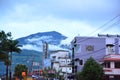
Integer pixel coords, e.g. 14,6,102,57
42,42,48,69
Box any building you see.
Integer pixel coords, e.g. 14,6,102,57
103,54,120,80
50,50,72,77
71,34,120,80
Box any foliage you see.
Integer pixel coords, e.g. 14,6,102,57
42,67,56,79
6,39,21,53
0,30,11,61
0,30,21,62
14,64,28,78
0,30,12,80
0,30,22,80
80,57,104,80
42,67,64,79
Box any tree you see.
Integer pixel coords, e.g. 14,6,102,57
42,67,62,79
80,57,104,80
0,30,22,80
0,31,11,61
7,39,21,80
42,67,56,79
0,30,12,80
14,64,28,80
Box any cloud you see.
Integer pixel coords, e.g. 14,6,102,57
49,44,66,51
21,43,67,52
0,16,95,39
0,0,120,39
61,37,73,45
21,44,42,52
1,0,120,22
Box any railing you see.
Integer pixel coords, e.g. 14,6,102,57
104,68,120,75
105,54,120,58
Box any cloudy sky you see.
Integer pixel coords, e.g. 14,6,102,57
0,0,120,39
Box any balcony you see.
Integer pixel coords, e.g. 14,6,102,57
103,54,120,61
105,54,120,58
51,59,59,63
104,68,120,75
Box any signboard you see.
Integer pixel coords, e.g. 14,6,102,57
22,72,26,76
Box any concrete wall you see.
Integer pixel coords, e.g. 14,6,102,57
72,37,106,71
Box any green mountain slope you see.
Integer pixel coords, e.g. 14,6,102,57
12,49,42,72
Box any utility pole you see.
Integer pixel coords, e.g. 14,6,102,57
72,47,75,80
72,37,77,80
9,52,12,80
65,55,68,80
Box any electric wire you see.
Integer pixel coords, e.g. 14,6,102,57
87,14,120,36
99,18,120,34
76,14,120,43
78,38,120,59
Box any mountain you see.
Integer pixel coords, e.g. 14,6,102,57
16,31,71,71
18,31,67,45
18,31,70,51
0,31,71,76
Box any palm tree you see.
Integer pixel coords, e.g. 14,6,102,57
0,30,11,80
7,39,21,80
0,30,22,80
4,59,11,80
0,51,9,80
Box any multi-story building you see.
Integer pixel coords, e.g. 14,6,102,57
71,34,120,80
50,50,72,75
103,54,120,80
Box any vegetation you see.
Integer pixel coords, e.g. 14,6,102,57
6,39,22,80
42,67,56,79
14,64,28,80
77,57,104,80
0,31,12,80
42,67,64,80
0,30,22,80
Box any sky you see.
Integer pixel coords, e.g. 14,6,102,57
0,0,120,39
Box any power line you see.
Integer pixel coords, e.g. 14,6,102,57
99,18,120,34
78,37,120,58
87,14,120,36
76,14,120,43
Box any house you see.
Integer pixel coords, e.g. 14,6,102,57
50,50,72,76
103,54,120,80
71,34,120,80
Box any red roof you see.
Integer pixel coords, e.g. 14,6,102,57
103,58,120,61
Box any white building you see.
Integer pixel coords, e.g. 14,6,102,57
50,50,72,74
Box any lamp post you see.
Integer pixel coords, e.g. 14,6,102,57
65,55,67,80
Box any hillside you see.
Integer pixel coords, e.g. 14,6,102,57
0,31,71,75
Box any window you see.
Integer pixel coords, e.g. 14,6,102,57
107,45,114,54
75,44,81,53
104,62,110,68
52,56,56,58
86,45,94,52
79,60,83,65
115,62,120,68
52,56,56,61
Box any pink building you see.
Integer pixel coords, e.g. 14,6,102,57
103,54,120,80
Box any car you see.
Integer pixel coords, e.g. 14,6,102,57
32,75,38,79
